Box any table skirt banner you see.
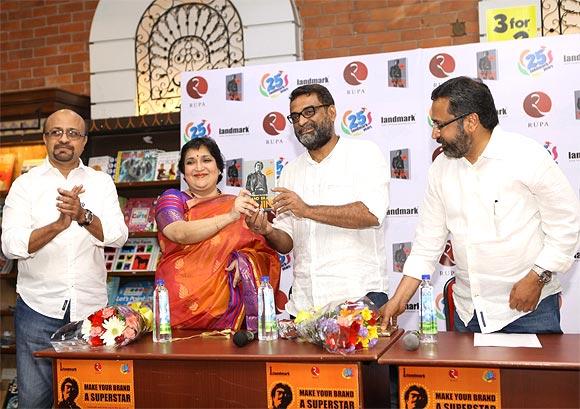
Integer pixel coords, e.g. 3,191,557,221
55,359,135,409
266,362,360,409
399,366,501,409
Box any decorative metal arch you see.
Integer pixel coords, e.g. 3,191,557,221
541,0,580,35
135,0,244,115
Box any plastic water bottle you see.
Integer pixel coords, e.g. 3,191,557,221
258,276,278,341
420,274,438,343
153,279,172,343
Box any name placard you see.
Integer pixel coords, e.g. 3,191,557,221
266,362,360,409
399,366,501,409
56,359,135,409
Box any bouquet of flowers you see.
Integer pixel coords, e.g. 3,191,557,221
280,297,380,354
51,302,153,351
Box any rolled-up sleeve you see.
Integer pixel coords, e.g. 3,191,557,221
357,142,390,226
530,155,580,273
1,177,35,259
402,165,449,280
93,175,128,248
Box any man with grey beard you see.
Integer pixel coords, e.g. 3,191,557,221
246,84,390,316
381,77,580,334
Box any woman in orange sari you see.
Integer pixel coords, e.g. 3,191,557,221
155,138,281,330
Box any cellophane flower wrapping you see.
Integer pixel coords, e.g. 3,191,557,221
286,297,380,354
50,302,153,351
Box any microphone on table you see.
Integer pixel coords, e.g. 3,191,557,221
402,330,421,351
233,330,256,347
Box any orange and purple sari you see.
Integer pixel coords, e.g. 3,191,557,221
155,189,281,330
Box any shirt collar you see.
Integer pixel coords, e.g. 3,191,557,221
479,126,504,160
37,156,87,175
305,136,343,165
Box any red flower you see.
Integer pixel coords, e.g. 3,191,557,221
89,336,103,347
90,311,104,327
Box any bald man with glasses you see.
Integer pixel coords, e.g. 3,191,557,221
1,109,128,408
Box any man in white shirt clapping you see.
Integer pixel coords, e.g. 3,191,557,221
1,109,128,408
381,77,580,334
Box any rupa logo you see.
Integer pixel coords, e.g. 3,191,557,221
262,112,286,136
259,71,289,98
183,120,211,142
544,141,558,162
343,61,368,85
340,108,372,136
518,46,554,77
429,53,456,78
439,240,455,266
523,92,552,118
186,76,208,99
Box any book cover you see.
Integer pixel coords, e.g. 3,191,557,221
88,155,116,178
155,151,179,181
106,276,121,306
123,197,157,232
243,159,275,210
20,158,45,175
115,280,154,305
390,148,409,180
111,238,160,272
114,150,159,183
225,158,243,187
0,153,16,191
225,72,243,101
388,57,407,88
392,242,412,272
104,246,118,272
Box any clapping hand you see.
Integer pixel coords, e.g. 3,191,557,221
55,185,85,228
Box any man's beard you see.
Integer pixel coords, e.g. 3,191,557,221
438,123,472,159
53,144,75,162
295,118,333,150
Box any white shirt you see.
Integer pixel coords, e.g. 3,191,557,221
1,158,128,321
274,137,390,316
403,127,580,333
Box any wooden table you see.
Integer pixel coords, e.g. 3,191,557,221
378,332,580,408
36,329,403,408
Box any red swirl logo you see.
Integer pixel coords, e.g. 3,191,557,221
429,53,455,78
439,240,455,266
343,61,368,85
523,92,552,118
186,76,208,99
263,112,286,136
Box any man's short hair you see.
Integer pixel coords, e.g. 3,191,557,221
289,84,335,106
404,385,428,408
431,76,499,131
61,377,79,401
271,382,293,407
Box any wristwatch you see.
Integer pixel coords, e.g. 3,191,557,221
531,265,552,285
77,209,94,227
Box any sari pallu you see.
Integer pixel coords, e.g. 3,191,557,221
155,193,281,330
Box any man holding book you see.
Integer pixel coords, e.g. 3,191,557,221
1,109,128,408
246,84,390,316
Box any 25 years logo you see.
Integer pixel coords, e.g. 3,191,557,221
518,46,554,77
340,108,372,136
259,71,289,98
183,120,211,142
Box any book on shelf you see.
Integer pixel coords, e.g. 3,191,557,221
123,197,158,233
0,153,16,191
115,280,154,305
106,276,121,306
88,155,116,179
107,237,160,272
114,150,160,183
20,158,45,175
155,151,180,181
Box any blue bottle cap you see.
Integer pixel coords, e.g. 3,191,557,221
261,276,270,282
155,279,165,286
421,274,430,280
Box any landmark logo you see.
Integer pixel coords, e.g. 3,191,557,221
343,61,368,85
186,76,208,99
429,53,456,78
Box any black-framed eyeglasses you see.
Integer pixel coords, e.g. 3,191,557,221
44,128,86,140
287,104,331,124
431,112,472,131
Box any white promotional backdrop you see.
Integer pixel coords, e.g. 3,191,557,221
181,34,580,333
